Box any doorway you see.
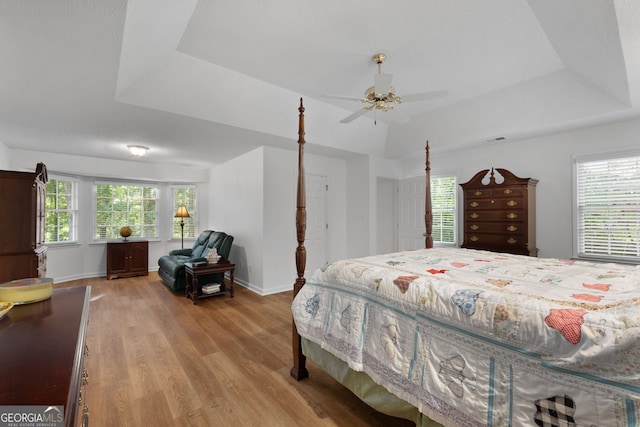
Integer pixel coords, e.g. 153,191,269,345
397,176,426,251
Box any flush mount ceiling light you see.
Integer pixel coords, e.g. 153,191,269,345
127,145,149,157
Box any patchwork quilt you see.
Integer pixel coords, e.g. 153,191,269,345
291,248,640,426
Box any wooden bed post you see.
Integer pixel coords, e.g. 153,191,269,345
291,98,309,381
425,141,433,249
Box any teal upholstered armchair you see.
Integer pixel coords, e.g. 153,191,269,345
157,230,234,292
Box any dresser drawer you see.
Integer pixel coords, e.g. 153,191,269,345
463,233,528,251
465,187,526,198
466,210,524,222
494,187,526,197
465,222,524,234
465,197,524,210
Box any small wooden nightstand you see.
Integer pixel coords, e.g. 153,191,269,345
106,240,149,280
185,260,235,305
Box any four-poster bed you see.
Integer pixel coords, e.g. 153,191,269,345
290,99,640,426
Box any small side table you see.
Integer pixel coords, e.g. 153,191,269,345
184,260,235,305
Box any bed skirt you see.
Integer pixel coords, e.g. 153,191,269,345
302,338,443,427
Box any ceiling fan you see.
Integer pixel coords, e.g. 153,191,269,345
324,53,448,124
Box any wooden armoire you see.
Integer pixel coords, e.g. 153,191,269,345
460,168,538,256
0,163,48,282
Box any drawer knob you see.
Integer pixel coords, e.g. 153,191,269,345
507,238,517,244
503,189,513,195
470,236,479,242
507,200,517,207
470,224,479,230
470,213,479,219
507,213,518,219
507,225,517,232
470,201,479,208
474,190,482,196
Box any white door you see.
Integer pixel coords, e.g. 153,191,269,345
398,176,426,251
306,174,328,272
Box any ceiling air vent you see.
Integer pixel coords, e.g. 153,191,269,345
484,136,506,143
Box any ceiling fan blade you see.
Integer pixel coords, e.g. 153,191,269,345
400,90,449,103
340,108,370,124
374,73,393,95
323,94,364,102
386,107,411,124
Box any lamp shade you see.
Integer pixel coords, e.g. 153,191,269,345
175,205,190,218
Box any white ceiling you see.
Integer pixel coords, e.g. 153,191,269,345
1,0,639,167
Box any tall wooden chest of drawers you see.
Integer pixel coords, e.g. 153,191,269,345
460,168,538,256
0,163,48,282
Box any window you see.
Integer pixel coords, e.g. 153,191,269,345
45,177,78,243
575,153,640,262
94,182,158,240
172,185,197,239
431,176,457,244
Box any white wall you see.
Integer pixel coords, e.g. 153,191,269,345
0,142,9,169
401,116,640,259
346,156,370,258
263,147,296,294
210,145,348,295
209,147,264,292
7,115,640,287
8,149,210,283
376,177,398,254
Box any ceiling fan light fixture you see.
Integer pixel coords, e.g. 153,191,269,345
324,52,448,124
372,53,386,73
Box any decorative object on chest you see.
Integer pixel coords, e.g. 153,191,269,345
460,168,538,256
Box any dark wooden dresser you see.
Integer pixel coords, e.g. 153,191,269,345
0,286,91,426
460,168,538,256
0,163,48,283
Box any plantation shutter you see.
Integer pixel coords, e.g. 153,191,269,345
576,155,640,261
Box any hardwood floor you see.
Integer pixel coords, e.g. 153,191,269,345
58,273,414,426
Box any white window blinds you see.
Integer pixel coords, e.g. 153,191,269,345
172,185,197,239
94,182,159,240
431,176,456,244
576,154,640,261
45,177,78,243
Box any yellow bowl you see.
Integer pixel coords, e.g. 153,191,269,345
0,277,54,305
0,301,14,320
